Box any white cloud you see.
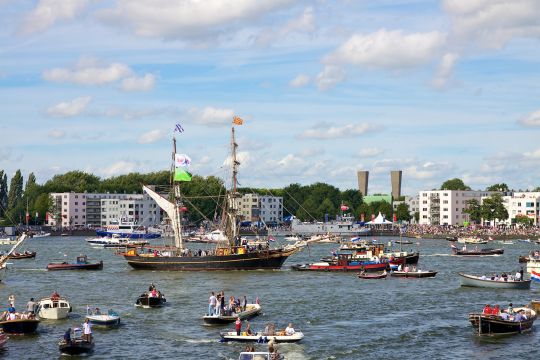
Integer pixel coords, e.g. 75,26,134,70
289,74,310,88
256,6,315,46
316,65,345,91
46,96,91,117
101,161,138,176
48,129,66,139
97,0,294,40
300,123,378,139
324,29,446,70
223,151,252,169
523,148,540,159
18,0,89,35
443,0,540,49
433,53,459,88
517,110,540,127
190,106,235,126
358,148,384,158
138,129,165,144
43,59,132,85
121,74,156,92
0,147,12,161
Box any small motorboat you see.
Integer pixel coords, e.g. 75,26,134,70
469,307,536,335
357,271,387,279
0,238,17,245
391,270,437,278
7,251,36,260
394,240,413,245
291,261,389,272
451,245,504,256
445,236,458,242
238,351,284,360
37,296,72,319
86,309,121,326
459,273,531,289
135,290,166,308
220,330,304,343
0,318,40,334
47,255,103,270
32,232,51,238
458,237,487,244
59,328,94,355
203,304,261,325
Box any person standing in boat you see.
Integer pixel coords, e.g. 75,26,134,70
208,292,217,316
26,298,36,315
242,295,247,312
82,318,92,343
285,323,295,336
520,267,524,281
220,290,225,315
235,318,242,336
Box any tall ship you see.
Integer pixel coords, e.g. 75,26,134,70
123,118,303,270
291,214,371,236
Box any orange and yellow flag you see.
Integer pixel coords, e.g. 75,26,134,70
232,116,243,125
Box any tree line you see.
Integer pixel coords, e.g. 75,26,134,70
0,169,411,226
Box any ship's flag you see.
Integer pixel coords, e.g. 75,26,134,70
532,271,540,283
175,154,191,167
233,116,243,125
174,168,192,182
174,123,184,133
268,235,276,242
393,214,397,222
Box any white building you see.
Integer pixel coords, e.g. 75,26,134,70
48,192,162,228
419,190,495,226
490,192,540,226
236,194,283,224
393,195,419,223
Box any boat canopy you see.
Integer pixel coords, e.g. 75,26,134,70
366,212,393,225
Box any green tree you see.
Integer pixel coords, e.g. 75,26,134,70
317,198,336,220
463,199,482,224
340,189,363,213
514,214,533,226
296,198,318,221
414,211,420,223
440,178,471,191
282,183,306,217
33,193,52,224
395,203,411,222
356,203,372,222
0,170,7,218
486,183,510,192
42,171,100,193
370,201,393,220
481,194,508,225
180,175,227,224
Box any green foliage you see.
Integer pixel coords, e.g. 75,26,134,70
514,214,533,226
0,171,7,218
395,203,411,222
99,171,170,194
486,183,510,192
33,193,52,224
340,189,363,213
414,211,420,223
180,175,226,223
42,171,101,193
440,178,471,191
7,170,23,209
463,199,482,224
481,194,508,224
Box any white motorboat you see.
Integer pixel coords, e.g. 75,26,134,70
32,232,51,238
0,238,17,245
284,235,301,242
86,308,120,326
221,330,304,343
86,234,148,248
37,297,72,319
457,237,487,244
238,352,283,360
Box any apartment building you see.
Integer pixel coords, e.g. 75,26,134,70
236,193,283,224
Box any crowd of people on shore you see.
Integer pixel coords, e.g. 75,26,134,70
482,303,532,321
406,224,540,238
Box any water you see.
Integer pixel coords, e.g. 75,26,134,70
0,237,539,359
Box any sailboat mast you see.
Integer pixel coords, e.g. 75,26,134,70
228,126,240,243
172,137,183,249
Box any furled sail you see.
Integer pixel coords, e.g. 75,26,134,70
142,185,183,249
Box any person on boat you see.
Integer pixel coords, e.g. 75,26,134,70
208,292,217,316
520,267,524,281
245,321,253,335
397,264,402,271
64,328,72,345
492,305,500,315
51,291,60,301
220,290,226,314
215,294,221,315
500,310,510,320
285,323,295,336
515,270,522,281
151,288,158,298
482,304,492,315
26,298,36,314
94,308,101,315
149,283,156,292
82,318,92,342
268,344,280,360
242,295,247,312
264,323,275,336
507,303,514,314
235,318,242,336
514,310,525,322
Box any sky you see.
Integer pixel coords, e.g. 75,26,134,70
1,0,540,196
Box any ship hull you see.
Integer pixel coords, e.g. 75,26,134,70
124,249,296,271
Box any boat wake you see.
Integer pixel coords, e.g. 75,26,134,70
183,338,215,344
425,254,452,257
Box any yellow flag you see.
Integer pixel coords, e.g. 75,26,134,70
232,116,244,125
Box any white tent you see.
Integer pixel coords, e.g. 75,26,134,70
366,212,393,225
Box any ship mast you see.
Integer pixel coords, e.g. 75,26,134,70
172,136,183,249
226,125,241,246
